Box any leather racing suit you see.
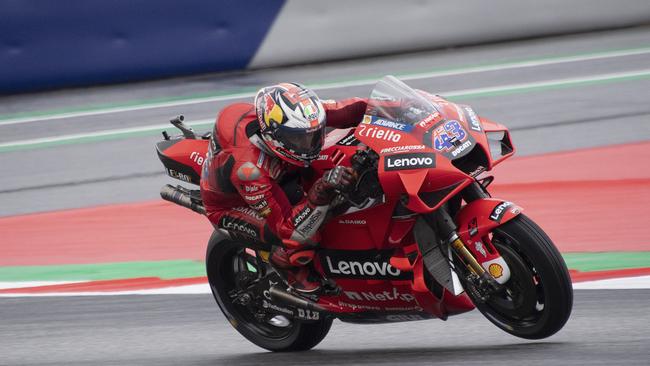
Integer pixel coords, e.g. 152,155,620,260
200,98,367,251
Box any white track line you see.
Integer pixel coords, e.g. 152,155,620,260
2,68,649,150
2,47,649,126
572,275,650,290
0,283,211,297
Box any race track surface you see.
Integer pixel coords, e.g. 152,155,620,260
1,26,649,365
1,290,649,366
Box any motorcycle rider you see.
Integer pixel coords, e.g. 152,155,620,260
200,83,367,293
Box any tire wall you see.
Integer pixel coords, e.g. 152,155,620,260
2,0,649,93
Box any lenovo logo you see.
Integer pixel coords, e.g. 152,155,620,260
320,249,412,280
384,153,436,171
489,201,513,223
325,256,401,277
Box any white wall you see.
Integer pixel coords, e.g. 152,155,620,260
250,0,650,68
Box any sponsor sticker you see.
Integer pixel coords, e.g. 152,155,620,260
468,217,479,237
302,102,318,121
189,151,205,166
489,201,513,223
166,168,192,183
357,124,402,143
320,249,412,280
468,166,486,177
488,263,504,278
384,152,436,171
292,206,313,227
242,183,266,193
344,288,416,303
433,120,467,152
451,140,472,158
336,133,361,146
250,200,271,217
337,219,367,225
379,145,425,154
232,206,264,220
261,300,294,316
237,162,261,181
295,207,324,237
463,106,482,132
368,116,413,132
296,308,320,320
219,215,259,238
243,193,265,202
418,112,440,129
474,241,488,258
250,199,269,210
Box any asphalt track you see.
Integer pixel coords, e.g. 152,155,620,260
1,290,649,365
1,26,650,365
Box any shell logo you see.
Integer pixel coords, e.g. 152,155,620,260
488,263,504,278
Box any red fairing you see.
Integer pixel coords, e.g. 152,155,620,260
162,139,209,177
455,198,523,265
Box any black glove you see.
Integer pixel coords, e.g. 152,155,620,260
308,166,356,205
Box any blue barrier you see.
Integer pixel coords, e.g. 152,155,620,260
0,0,285,93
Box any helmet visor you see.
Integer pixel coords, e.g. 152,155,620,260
274,125,325,160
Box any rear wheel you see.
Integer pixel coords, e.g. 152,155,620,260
206,232,333,351
465,214,573,339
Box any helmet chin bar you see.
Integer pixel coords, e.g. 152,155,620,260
262,132,319,167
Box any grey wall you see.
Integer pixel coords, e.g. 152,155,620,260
250,0,650,67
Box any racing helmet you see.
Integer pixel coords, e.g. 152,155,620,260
254,83,326,166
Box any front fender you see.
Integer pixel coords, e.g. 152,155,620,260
454,198,523,283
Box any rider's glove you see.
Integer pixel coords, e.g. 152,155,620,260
308,166,356,205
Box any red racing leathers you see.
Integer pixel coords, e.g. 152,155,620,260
200,98,367,250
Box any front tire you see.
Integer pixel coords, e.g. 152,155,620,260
205,231,333,351
468,214,573,339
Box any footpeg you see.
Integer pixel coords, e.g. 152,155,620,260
321,278,340,296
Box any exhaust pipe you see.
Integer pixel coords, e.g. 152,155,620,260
268,286,327,312
160,184,206,215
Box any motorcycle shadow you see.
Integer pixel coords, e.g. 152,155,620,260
214,341,569,366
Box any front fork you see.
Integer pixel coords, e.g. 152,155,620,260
423,205,503,301
425,182,518,300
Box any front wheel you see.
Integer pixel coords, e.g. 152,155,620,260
206,232,333,351
466,214,573,339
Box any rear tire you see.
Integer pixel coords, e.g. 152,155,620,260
467,214,573,339
206,231,333,351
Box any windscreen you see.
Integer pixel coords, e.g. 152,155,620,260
364,76,440,126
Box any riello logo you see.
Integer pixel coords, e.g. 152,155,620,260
384,152,436,171
357,124,402,142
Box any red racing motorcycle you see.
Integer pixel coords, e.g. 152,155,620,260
156,76,572,351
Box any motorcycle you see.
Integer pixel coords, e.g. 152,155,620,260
156,76,573,351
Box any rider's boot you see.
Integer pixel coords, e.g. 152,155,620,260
269,246,337,294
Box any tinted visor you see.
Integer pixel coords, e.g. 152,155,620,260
274,126,325,159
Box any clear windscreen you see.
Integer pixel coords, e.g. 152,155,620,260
364,76,440,126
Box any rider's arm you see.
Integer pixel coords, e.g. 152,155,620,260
231,162,331,247
322,98,368,129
